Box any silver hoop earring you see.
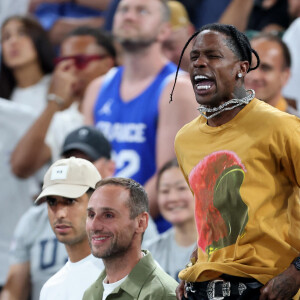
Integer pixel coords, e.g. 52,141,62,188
238,73,243,78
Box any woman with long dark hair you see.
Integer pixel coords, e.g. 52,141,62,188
0,15,54,112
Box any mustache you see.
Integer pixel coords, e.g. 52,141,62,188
53,220,72,227
89,230,113,236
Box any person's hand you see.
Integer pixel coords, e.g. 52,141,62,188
259,264,300,299
175,247,198,299
48,59,79,110
176,280,186,300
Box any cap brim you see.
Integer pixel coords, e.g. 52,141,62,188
62,143,100,161
35,184,90,204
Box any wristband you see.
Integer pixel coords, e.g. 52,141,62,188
47,93,65,109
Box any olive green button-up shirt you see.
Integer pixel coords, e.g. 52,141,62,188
83,250,178,300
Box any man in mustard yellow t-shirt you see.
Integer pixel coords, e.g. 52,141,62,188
172,23,300,300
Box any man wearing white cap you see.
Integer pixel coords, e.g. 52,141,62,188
37,157,103,300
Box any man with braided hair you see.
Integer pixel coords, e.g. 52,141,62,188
172,23,300,300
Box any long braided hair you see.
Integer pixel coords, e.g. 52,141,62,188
169,23,260,103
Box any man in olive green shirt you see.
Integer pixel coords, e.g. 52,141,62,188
83,177,178,300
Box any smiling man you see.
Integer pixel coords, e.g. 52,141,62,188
35,157,103,300
83,177,178,300
245,33,299,116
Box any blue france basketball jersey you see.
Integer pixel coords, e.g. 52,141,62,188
93,63,177,185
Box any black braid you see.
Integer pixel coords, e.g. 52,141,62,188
169,30,200,103
169,23,260,103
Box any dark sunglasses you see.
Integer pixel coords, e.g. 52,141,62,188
54,54,108,69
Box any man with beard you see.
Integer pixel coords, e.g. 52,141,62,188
82,0,197,220
83,177,178,300
11,26,117,178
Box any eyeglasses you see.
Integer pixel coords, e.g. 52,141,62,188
54,54,108,69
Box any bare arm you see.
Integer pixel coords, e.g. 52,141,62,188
10,61,78,178
145,74,198,218
0,263,30,300
82,76,104,125
10,103,55,178
259,262,300,299
218,0,255,32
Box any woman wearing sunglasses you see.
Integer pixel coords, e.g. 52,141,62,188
0,15,54,113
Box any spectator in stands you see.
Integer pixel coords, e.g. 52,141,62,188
35,157,103,300
219,0,290,34
144,158,197,282
162,1,195,71
83,177,178,300
0,15,54,291
0,125,115,300
245,33,299,115
103,0,232,32
29,0,112,47
82,0,198,221
0,15,54,110
10,26,117,179
281,0,300,107
178,0,232,29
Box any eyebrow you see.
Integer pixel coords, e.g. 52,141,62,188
87,207,119,213
190,48,222,55
46,196,74,202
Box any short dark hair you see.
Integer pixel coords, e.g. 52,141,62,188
95,177,149,218
251,32,291,69
0,15,55,99
65,26,117,64
170,23,260,102
86,188,95,198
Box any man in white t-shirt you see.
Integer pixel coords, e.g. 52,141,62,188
36,157,103,300
0,126,115,300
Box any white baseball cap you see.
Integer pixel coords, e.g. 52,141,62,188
35,157,101,204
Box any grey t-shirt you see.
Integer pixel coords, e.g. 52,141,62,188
144,228,196,281
10,203,68,300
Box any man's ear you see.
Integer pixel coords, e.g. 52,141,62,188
157,22,172,43
240,60,250,77
280,67,290,88
136,212,149,234
106,159,116,178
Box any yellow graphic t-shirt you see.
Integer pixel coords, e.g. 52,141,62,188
175,98,300,285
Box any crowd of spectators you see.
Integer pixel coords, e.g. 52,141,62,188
1,0,300,299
